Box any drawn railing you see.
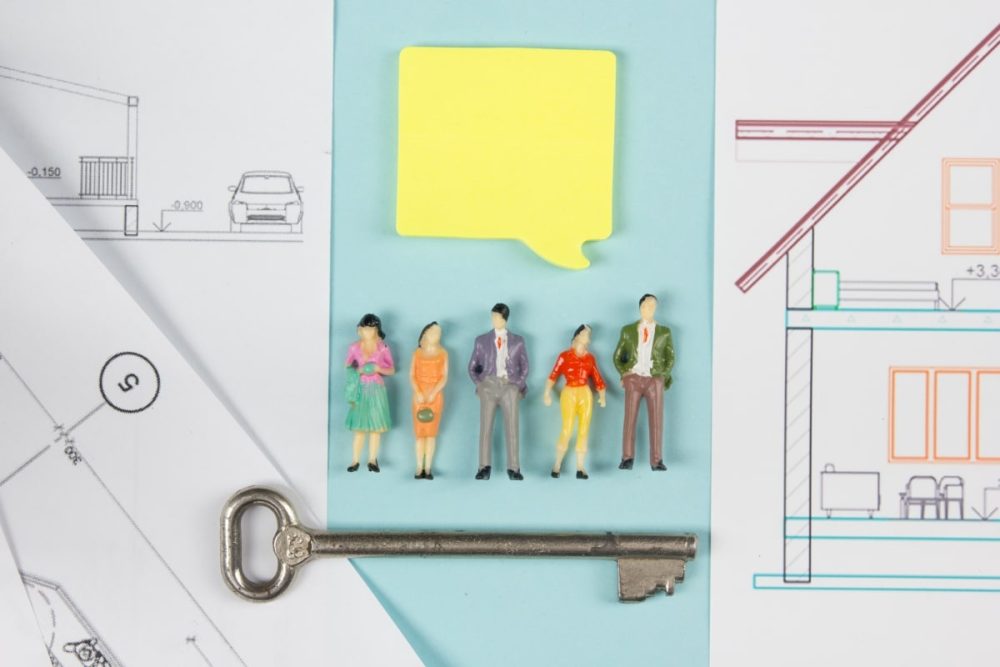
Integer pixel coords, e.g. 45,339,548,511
79,156,135,200
839,280,941,309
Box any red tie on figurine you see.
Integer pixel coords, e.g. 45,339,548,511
497,337,502,349
642,327,649,343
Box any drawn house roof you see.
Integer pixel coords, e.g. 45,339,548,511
736,23,1000,293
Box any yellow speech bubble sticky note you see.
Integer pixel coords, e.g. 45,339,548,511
396,47,616,269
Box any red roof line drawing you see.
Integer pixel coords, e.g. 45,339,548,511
736,23,1000,293
735,120,912,142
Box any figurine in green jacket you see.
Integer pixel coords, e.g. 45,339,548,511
613,293,674,471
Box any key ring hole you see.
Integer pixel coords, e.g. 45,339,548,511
221,487,300,601
242,505,280,583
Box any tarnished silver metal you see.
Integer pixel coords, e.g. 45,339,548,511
221,486,697,603
221,486,301,601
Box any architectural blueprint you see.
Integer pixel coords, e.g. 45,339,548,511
713,2,1000,665
0,0,333,517
0,147,420,665
0,521,49,666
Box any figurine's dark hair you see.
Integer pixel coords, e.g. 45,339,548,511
417,321,439,347
357,313,385,339
491,303,510,322
639,293,658,306
572,324,590,340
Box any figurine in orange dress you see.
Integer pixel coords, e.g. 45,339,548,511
410,322,449,479
543,324,607,479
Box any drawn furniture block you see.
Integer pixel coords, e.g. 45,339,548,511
812,271,840,309
899,475,940,519
938,475,964,519
819,464,880,518
838,280,941,309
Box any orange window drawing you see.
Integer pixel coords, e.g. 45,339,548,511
976,371,1000,461
889,369,929,461
934,370,972,461
942,158,1000,254
891,367,1000,463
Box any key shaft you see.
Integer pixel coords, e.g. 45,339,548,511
300,530,696,560
222,486,697,603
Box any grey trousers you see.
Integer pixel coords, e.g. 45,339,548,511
476,375,521,470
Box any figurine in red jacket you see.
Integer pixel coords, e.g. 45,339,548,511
543,324,607,479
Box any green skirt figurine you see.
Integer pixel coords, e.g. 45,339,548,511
344,314,395,473
346,380,392,433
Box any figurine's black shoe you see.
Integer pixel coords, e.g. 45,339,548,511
551,470,560,478
347,462,360,472
576,470,589,479
475,466,492,480
651,461,668,471
415,471,426,479
507,469,524,480
368,460,380,473
618,458,634,470
425,472,434,480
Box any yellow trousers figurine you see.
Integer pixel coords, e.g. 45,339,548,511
556,385,593,466
543,324,607,479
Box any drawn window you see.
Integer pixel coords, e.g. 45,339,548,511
942,158,1000,254
934,371,971,460
891,367,998,463
977,371,1000,461
890,370,929,460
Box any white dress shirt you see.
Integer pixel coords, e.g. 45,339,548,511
494,328,508,378
631,320,655,377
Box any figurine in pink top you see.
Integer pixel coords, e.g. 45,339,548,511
344,313,395,472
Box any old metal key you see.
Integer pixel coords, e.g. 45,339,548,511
221,487,697,602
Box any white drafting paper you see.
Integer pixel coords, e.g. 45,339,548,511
0,0,332,519
0,518,49,667
713,2,1000,665
0,148,420,665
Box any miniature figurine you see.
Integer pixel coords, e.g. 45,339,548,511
410,321,449,480
543,324,606,479
613,294,674,471
468,303,528,480
344,313,395,472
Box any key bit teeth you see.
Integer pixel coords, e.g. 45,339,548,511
617,558,687,602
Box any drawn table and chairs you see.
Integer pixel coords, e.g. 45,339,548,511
819,463,974,520
897,475,965,520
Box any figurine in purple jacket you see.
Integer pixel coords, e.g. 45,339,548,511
468,303,529,480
